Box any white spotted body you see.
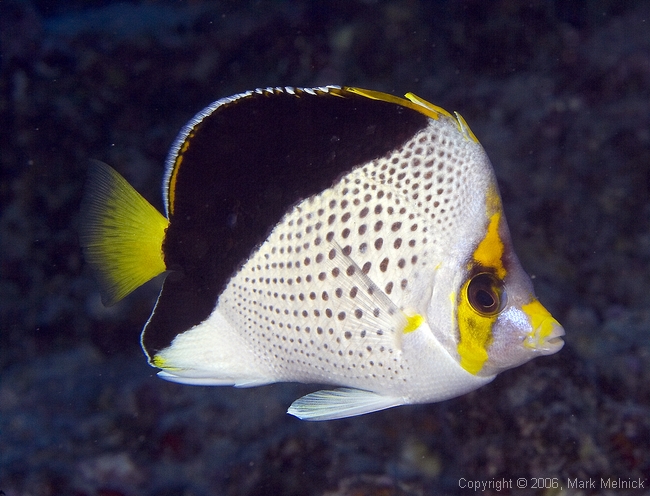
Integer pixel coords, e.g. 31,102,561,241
80,87,565,420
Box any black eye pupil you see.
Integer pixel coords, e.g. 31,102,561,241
467,273,505,316
475,289,495,309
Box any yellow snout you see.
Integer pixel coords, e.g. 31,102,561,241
522,300,565,354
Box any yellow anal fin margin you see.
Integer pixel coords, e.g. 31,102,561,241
79,160,169,306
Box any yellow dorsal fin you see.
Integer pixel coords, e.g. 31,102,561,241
344,87,454,121
79,161,169,306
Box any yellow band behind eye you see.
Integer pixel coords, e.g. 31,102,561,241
455,187,508,374
456,278,496,374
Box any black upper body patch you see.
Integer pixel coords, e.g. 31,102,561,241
142,87,430,357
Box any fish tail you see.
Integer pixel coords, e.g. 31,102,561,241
79,160,169,306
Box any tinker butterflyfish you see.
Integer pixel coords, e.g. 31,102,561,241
79,86,565,421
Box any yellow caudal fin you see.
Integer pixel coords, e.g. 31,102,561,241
79,160,169,306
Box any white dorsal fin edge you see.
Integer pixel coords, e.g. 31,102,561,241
287,388,405,421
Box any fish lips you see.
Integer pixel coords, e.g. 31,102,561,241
525,315,565,355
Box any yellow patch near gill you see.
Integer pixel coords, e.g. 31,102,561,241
80,162,169,306
403,314,424,334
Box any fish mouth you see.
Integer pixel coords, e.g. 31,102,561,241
521,299,565,355
536,319,565,355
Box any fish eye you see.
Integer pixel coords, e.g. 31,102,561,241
467,273,506,316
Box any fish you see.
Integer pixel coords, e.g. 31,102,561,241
79,86,565,421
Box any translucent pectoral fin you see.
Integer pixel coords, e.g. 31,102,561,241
287,388,404,421
321,240,410,350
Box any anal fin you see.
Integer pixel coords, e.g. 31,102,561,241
287,388,404,421
157,370,274,388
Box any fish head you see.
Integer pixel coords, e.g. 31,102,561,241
439,182,565,378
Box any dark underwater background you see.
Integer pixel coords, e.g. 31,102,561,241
1,1,649,494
